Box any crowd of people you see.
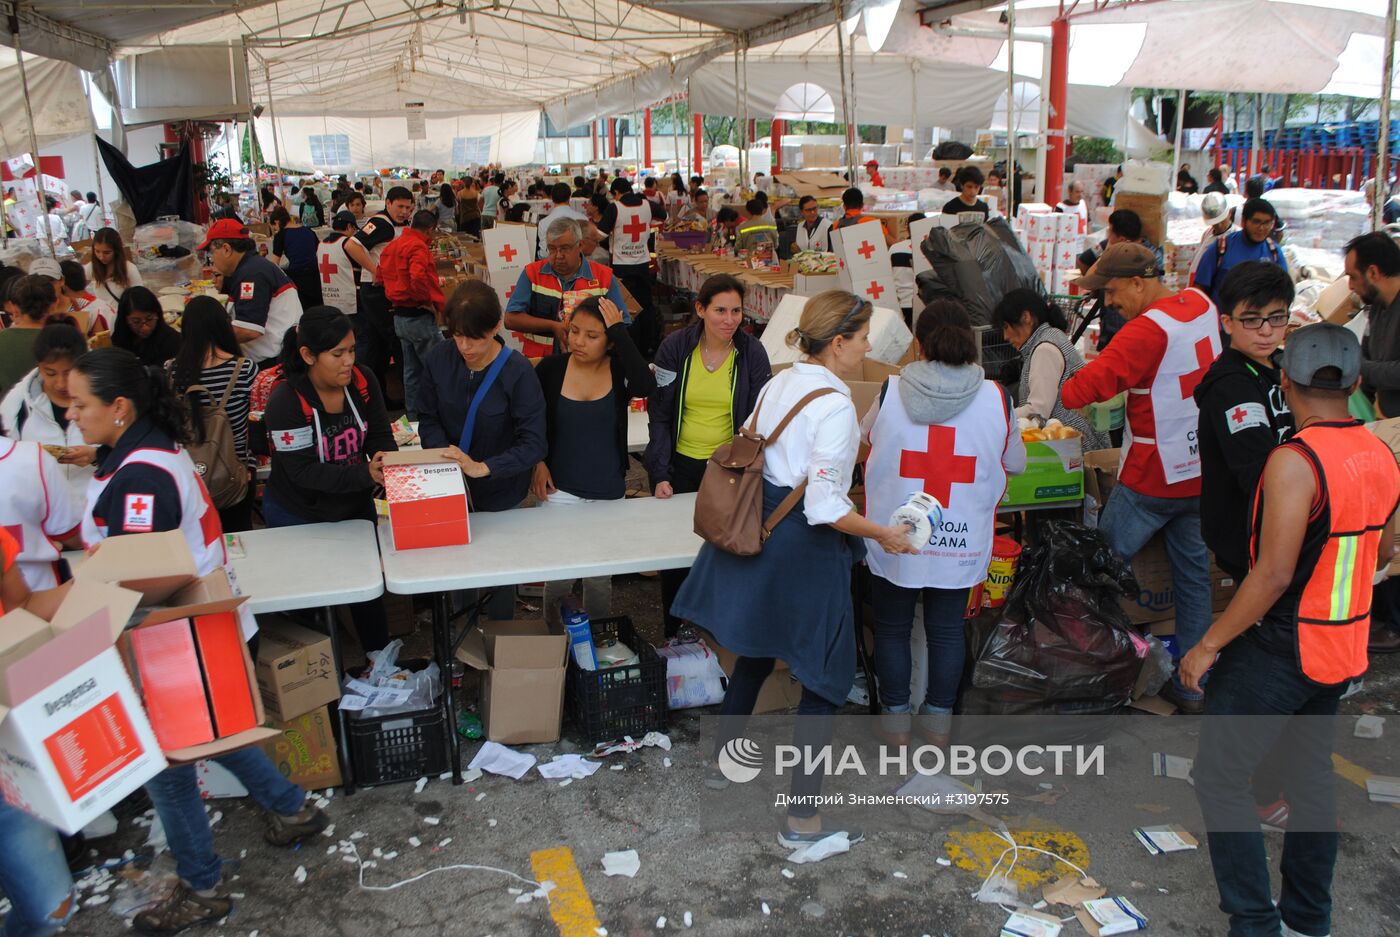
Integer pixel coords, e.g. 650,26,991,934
0,153,1397,937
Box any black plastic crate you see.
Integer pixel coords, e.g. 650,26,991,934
565,616,668,744
346,699,448,787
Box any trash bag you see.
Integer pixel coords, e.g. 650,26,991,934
969,521,1172,714
345,641,442,719
920,220,1044,326
932,141,975,160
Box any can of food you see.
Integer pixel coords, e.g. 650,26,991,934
982,536,1023,608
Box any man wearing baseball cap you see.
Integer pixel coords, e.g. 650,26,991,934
1182,323,1399,937
199,218,301,366
1062,241,1222,712
864,159,884,188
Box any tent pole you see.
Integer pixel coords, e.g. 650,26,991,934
1172,88,1186,188
910,61,919,166
9,16,54,256
1036,30,1051,204
223,120,237,209
263,67,284,176
741,40,751,183
1006,0,1016,216
834,0,851,179
240,39,260,199
669,65,681,176
1375,0,1397,229
733,39,744,183
1251,93,1262,177
848,27,859,179
85,70,111,228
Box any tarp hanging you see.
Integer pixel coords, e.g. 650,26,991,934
97,136,195,223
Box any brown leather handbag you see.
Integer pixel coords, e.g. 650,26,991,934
692,387,838,556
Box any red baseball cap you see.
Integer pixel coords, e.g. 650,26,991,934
865,159,879,167
197,218,251,249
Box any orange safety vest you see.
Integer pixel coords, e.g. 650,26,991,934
1251,421,1400,684
519,260,616,356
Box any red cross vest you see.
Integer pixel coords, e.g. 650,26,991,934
863,377,1012,589
610,200,652,267
316,237,357,313
1252,422,1400,685
1127,288,1219,486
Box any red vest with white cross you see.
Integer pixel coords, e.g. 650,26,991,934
863,377,1012,589
1127,288,1220,489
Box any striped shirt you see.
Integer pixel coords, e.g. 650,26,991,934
183,356,259,465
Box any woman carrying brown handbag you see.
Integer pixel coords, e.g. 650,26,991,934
671,290,915,849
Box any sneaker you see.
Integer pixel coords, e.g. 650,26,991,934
1281,922,1329,937
264,803,329,846
1256,797,1291,831
777,818,866,849
1160,682,1206,715
133,881,232,936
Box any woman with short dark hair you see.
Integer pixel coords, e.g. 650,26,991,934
418,281,547,619
991,288,1107,449
861,299,1027,747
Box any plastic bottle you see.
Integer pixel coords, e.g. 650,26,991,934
889,491,943,551
561,596,598,670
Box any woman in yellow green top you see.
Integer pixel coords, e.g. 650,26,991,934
646,273,772,636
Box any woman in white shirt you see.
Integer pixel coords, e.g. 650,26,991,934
861,300,1027,747
85,227,144,306
671,290,915,849
0,320,96,502
992,289,1108,450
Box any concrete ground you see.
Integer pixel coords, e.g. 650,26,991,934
49,575,1400,937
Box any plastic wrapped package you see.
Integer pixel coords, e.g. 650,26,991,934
968,521,1172,714
0,240,40,271
344,639,443,719
133,219,203,255
918,218,1044,326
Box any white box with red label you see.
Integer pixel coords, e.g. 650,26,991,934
0,580,166,834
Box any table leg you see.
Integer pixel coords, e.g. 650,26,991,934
434,592,463,784
321,607,356,796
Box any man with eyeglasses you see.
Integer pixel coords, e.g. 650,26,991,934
505,215,629,356
1191,197,1288,309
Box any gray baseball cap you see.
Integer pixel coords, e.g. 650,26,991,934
1281,322,1360,390
28,258,62,280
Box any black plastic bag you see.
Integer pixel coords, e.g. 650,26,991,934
932,141,975,160
920,220,1044,326
969,521,1172,714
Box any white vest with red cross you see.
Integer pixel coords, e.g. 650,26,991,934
316,238,357,314
863,377,1011,589
610,200,652,267
1128,288,1220,486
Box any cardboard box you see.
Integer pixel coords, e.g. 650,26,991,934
383,449,471,550
1119,534,1239,625
75,532,280,762
771,171,848,199
1113,191,1168,247
793,272,840,296
772,358,901,451
1001,436,1084,507
0,579,167,833
456,620,568,744
256,619,340,723
258,704,342,791
701,631,804,714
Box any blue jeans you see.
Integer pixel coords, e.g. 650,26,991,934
1195,637,1344,937
392,313,443,420
1098,483,1211,695
145,747,306,891
0,802,74,937
870,577,968,712
262,494,390,652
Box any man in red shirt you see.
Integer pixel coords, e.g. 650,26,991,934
865,159,885,188
378,209,446,418
1062,242,1221,713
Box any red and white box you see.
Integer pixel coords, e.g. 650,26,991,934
383,449,471,550
0,579,166,834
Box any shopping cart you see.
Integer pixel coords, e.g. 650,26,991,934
1053,293,1103,346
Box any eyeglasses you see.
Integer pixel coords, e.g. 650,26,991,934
1234,312,1288,330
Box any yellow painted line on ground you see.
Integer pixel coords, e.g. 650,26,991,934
943,816,1091,890
531,846,604,937
1333,753,1398,808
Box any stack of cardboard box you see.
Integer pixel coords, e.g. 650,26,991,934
1018,204,1083,294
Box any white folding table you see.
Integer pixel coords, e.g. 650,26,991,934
379,493,702,782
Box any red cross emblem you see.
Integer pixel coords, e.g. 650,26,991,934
866,280,885,300
280,431,296,447
129,497,149,518
1230,406,1248,425
1178,337,1215,399
623,215,648,243
505,284,515,300
318,252,339,285
900,426,977,507
498,243,518,263
856,240,876,260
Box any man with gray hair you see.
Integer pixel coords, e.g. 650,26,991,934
505,213,629,355
1055,179,1089,233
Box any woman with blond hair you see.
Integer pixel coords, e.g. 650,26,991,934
673,289,916,848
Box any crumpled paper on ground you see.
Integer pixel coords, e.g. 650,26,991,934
601,849,640,878
537,754,602,780
467,741,537,779
788,832,850,864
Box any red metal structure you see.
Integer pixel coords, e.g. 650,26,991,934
771,119,784,173
643,108,653,168
1045,15,1069,206
693,112,704,174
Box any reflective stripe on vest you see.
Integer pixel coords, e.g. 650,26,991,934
1252,424,1400,684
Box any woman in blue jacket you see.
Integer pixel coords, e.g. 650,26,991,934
644,273,772,636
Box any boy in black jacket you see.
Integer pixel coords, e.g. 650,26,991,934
1195,261,1296,582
